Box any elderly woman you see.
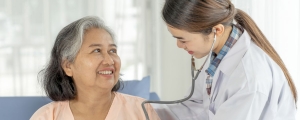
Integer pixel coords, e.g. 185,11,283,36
31,16,160,120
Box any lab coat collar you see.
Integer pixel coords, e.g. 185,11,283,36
218,30,251,76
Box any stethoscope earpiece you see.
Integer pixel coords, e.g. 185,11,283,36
213,29,216,33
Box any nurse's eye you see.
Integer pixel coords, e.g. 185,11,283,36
180,40,186,43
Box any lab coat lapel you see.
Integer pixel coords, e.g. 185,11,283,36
210,68,221,102
210,30,251,102
218,30,251,76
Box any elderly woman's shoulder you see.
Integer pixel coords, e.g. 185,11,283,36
114,92,146,103
30,101,69,120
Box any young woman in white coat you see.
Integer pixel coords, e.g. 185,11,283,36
156,0,297,119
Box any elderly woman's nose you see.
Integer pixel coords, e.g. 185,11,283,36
102,54,114,65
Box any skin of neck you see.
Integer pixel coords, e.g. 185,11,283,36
70,88,115,119
213,25,233,55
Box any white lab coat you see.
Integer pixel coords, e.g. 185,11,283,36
154,31,297,120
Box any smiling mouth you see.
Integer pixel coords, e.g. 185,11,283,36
98,70,114,75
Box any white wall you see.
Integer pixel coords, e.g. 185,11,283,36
146,0,201,101
149,0,206,100
159,26,193,100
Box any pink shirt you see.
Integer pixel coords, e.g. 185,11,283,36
30,92,160,120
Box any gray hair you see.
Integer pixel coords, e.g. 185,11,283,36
40,16,121,101
57,16,115,63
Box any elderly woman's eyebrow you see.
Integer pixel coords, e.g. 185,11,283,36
89,44,118,47
110,44,118,48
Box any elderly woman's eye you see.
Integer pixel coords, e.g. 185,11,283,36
93,49,101,53
109,49,117,53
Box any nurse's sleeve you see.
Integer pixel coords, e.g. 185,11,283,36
273,82,296,120
212,79,296,120
211,91,268,120
153,78,207,120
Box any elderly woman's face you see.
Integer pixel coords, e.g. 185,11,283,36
63,28,121,92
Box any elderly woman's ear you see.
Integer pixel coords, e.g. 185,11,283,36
62,60,73,77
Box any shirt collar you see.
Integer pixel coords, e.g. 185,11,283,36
205,24,244,76
218,30,251,76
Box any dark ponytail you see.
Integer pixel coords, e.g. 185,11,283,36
234,9,297,103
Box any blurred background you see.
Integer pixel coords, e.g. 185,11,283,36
0,0,299,118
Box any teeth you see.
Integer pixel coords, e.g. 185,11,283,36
98,70,113,75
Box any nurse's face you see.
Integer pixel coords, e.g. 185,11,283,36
63,28,121,92
167,25,217,59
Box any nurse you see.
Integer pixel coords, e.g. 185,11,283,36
156,0,297,119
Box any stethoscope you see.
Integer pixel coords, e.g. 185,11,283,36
142,29,217,120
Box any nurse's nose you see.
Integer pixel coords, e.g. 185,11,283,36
102,54,114,66
177,40,184,49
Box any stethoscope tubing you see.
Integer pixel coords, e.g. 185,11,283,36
141,31,216,120
141,66,201,120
